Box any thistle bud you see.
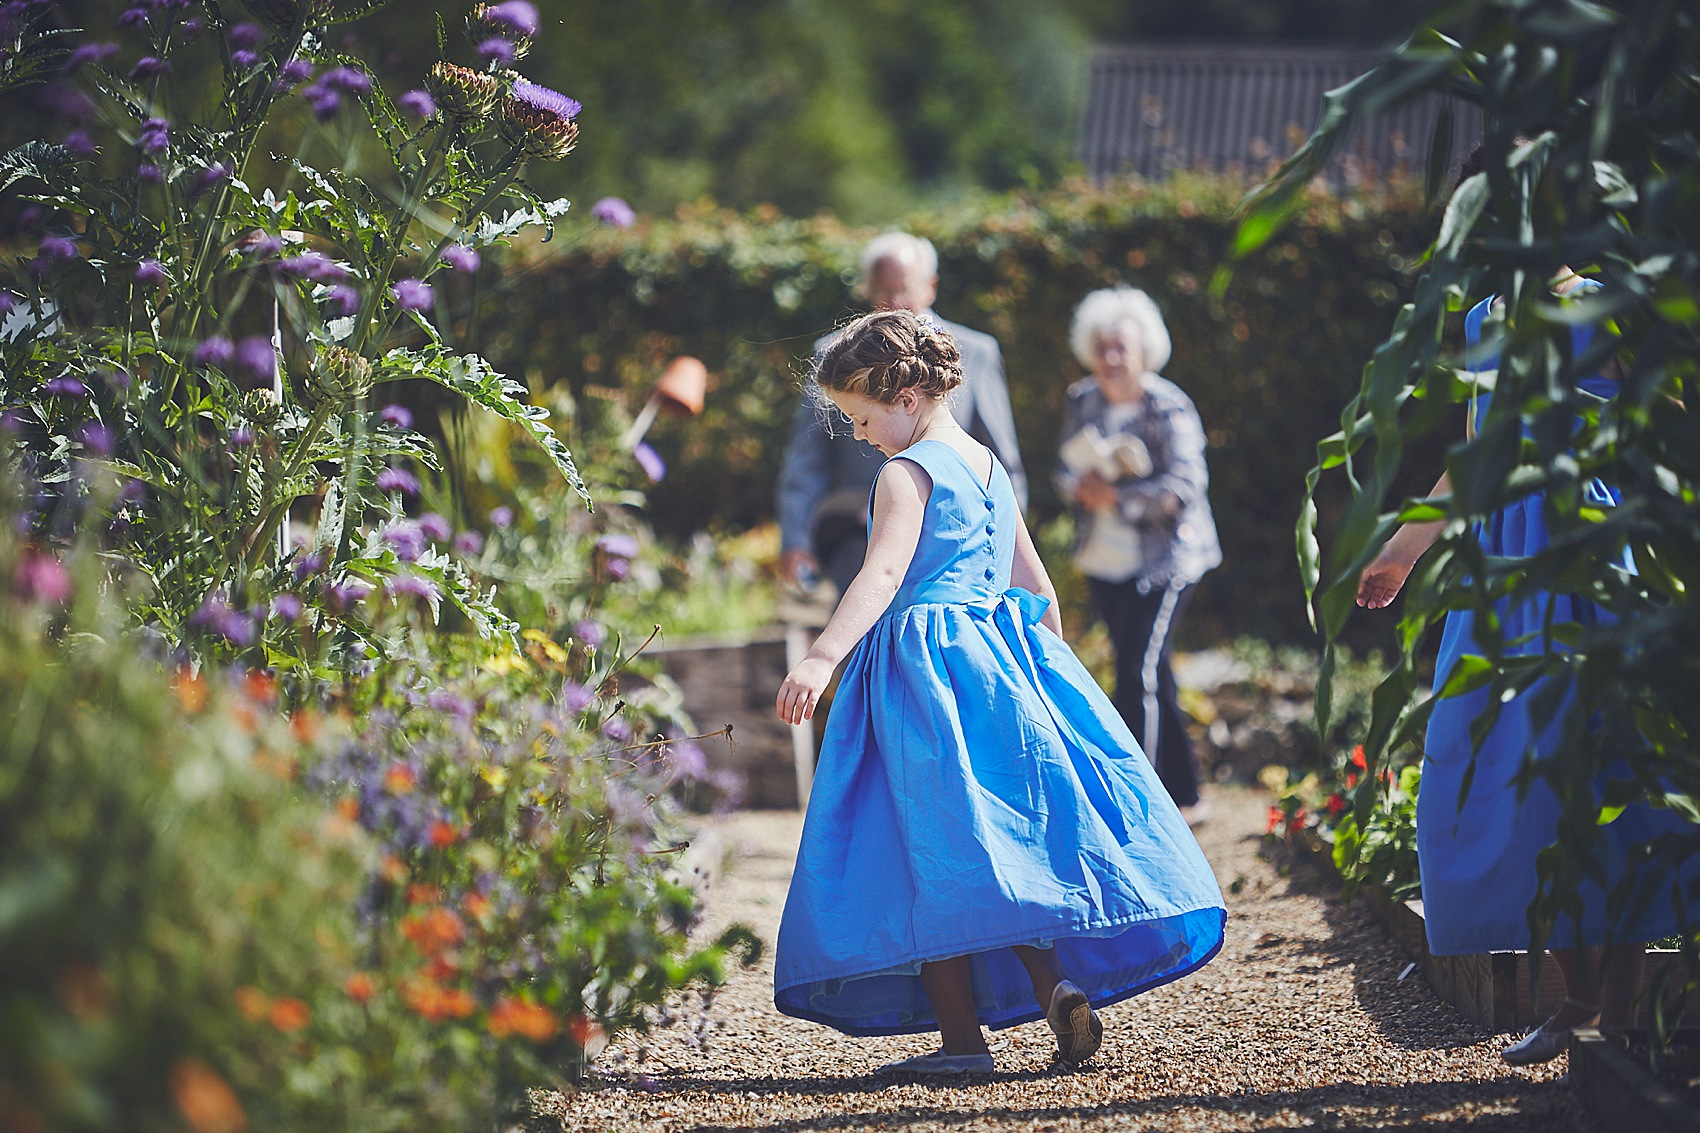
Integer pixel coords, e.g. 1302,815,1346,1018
425,61,499,122
305,345,372,405
243,387,283,427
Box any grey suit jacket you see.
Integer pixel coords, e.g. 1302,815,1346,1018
776,314,1028,556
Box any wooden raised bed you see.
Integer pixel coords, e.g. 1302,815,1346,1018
1284,827,1688,1031
1570,1028,1700,1133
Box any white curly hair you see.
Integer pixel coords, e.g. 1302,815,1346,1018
1069,286,1171,372
857,231,938,286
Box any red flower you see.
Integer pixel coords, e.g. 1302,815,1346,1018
1265,805,1283,835
344,972,376,1002
1326,792,1347,816
1351,744,1368,770
268,997,310,1033
488,995,558,1041
428,820,459,848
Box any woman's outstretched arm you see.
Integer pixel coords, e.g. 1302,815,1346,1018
776,460,928,724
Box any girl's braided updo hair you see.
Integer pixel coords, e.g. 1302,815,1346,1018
813,309,963,403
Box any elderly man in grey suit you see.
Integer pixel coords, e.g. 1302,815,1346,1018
777,232,1027,596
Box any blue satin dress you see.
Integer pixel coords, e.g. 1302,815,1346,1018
774,439,1225,1036
1419,294,1700,955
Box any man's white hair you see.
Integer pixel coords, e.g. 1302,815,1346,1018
858,231,938,284
1069,286,1172,372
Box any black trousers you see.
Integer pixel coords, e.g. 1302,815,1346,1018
1086,577,1201,808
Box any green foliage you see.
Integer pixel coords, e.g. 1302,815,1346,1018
1245,0,1700,1038
474,175,1436,646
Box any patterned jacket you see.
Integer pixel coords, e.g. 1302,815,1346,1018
1056,374,1221,591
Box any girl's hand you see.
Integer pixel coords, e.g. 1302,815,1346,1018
1357,546,1416,609
776,657,836,725
1074,471,1119,512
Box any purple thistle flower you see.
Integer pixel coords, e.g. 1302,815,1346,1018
234,336,276,383
77,422,116,455
390,278,432,312
193,336,234,369
277,252,347,282
325,283,361,315
439,244,480,273
374,466,419,495
189,162,230,198
137,116,169,154
128,56,169,81
135,258,167,287
229,424,256,448
573,618,605,647
453,530,483,557
483,0,539,37
381,520,426,562
325,579,373,612
596,533,640,559
418,512,451,542
290,551,326,580
511,77,579,121
180,16,203,38
65,42,118,72
606,556,631,581
305,86,341,120
274,58,311,92
228,21,264,49
61,129,97,158
44,376,89,397
378,403,412,429
667,740,708,782
488,505,513,529
398,89,435,119
219,611,256,646
475,37,514,65
601,715,632,742
561,681,594,712
591,196,636,228
40,82,95,123
427,688,474,720
137,162,162,183
271,593,303,621
118,7,149,29
231,48,259,69
633,441,665,482
320,65,371,95
39,233,77,259
386,574,438,601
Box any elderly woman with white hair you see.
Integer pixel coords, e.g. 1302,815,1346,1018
1057,286,1220,824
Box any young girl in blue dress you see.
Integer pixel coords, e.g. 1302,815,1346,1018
773,309,1225,1076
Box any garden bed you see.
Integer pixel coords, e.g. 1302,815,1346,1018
1570,1028,1700,1133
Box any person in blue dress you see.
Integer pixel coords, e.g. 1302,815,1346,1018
773,309,1225,1077
1358,271,1700,1064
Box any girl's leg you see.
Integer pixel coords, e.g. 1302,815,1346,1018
919,957,989,1055
1548,948,1605,1027
1012,944,1063,1008
1598,942,1648,1029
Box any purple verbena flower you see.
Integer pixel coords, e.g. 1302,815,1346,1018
290,551,325,580
324,579,373,612
274,58,311,92
0,291,15,315
453,530,483,557
137,117,169,155
180,16,202,37
573,618,605,647
418,512,451,541
320,65,371,95
387,574,438,601
277,252,347,282
390,278,432,312
667,740,708,781
65,42,118,72
44,376,88,397
374,466,419,495
378,403,412,429
128,56,169,81
77,422,116,455
427,688,474,719
304,85,341,120
398,89,435,119
188,162,230,198
511,77,579,121
271,593,303,621
135,258,167,287
633,441,665,482
61,130,97,158
231,49,259,69
38,233,77,259
605,556,631,581
475,37,514,65
118,7,149,29
596,533,640,559
488,505,513,528
234,336,275,383
228,21,264,49
193,336,234,369
325,283,361,316
439,244,479,273
601,715,632,742
230,424,256,448
244,233,283,259
14,549,72,606
560,681,594,712
591,196,636,228
381,520,426,562
484,0,539,37
137,162,162,183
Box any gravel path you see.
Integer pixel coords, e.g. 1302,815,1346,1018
543,784,1594,1131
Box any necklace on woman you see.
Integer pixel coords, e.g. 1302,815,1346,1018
907,414,961,448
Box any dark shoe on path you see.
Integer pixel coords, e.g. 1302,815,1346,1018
1047,979,1103,1064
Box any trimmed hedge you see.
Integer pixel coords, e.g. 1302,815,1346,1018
462,176,1446,646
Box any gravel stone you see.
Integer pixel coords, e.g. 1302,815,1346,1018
540,784,1595,1131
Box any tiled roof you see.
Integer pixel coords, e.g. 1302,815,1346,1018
1080,43,1480,184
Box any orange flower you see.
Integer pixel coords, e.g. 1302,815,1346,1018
229,701,259,735
384,764,417,793
267,997,310,1033
289,709,321,744
169,1059,248,1133
379,853,407,883
565,1012,600,1049
253,749,296,781
429,820,459,848
464,892,492,921
401,906,465,956
344,972,377,1003
335,796,361,821
406,883,440,906
488,995,558,1041
242,670,276,704
400,975,477,1021
173,671,209,715
234,985,269,1021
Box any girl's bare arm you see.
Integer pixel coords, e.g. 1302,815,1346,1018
1011,511,1064,637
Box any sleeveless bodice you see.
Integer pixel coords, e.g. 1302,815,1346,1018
879,439,1018,611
